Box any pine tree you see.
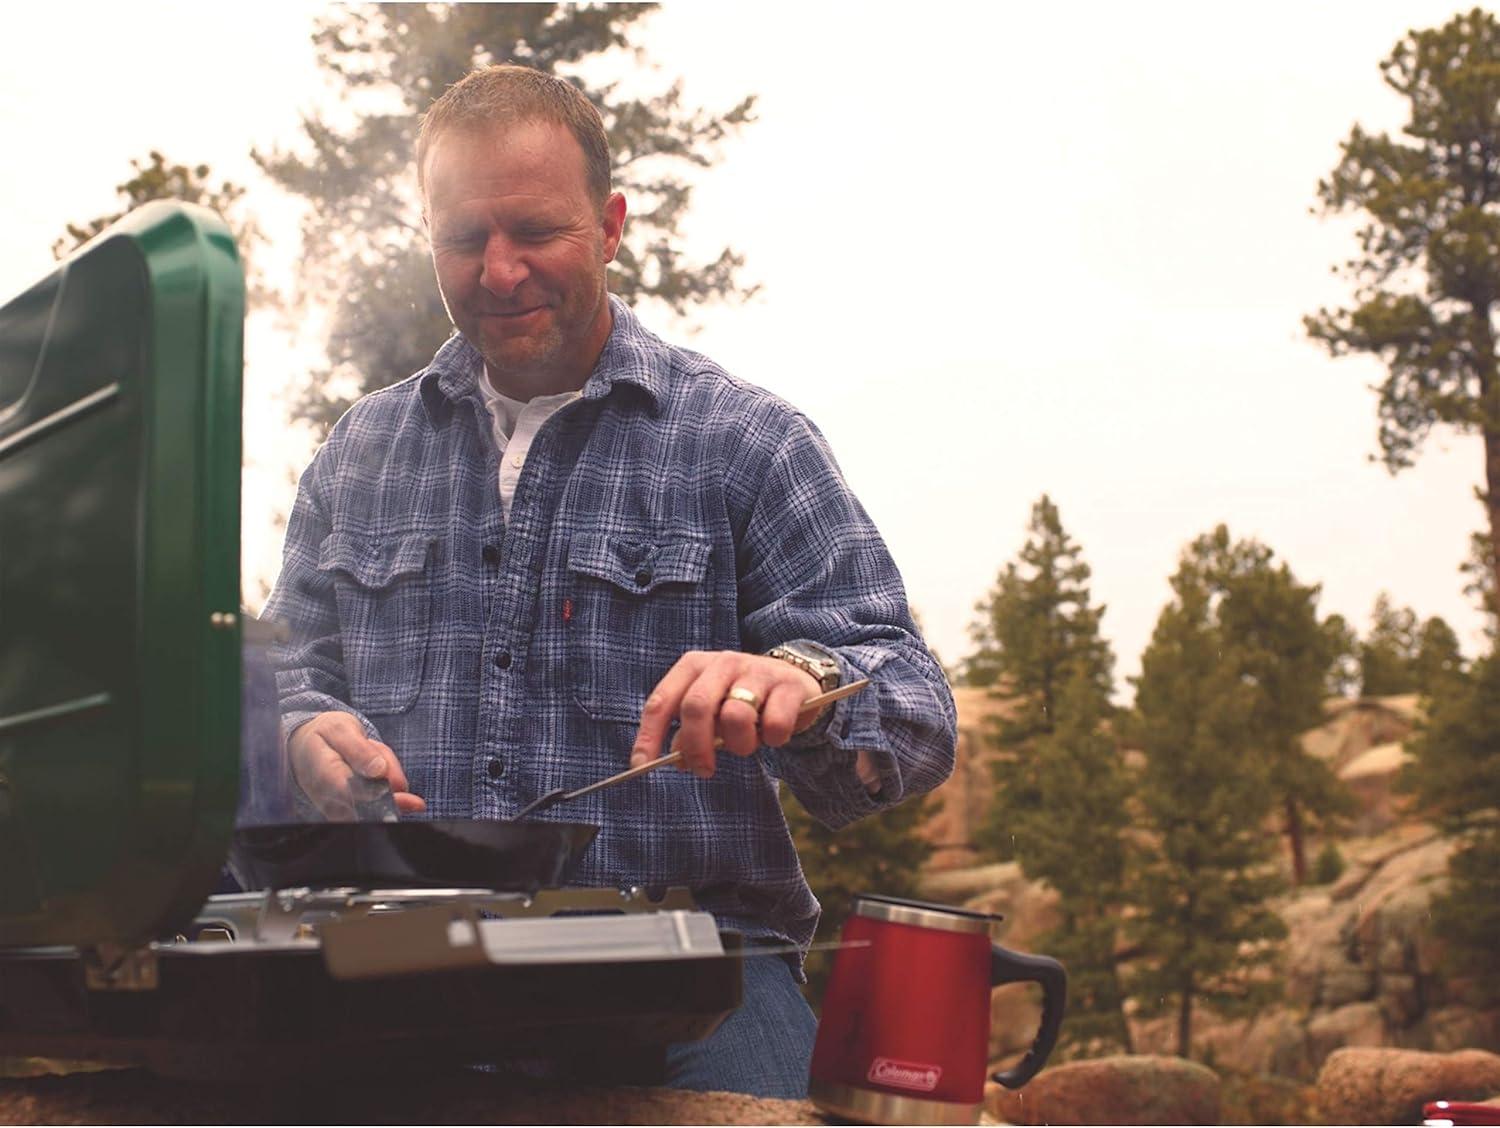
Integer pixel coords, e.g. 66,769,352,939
1190,527,1352,885
253,3,757,430
964,496,1131,1050
1306,9,1500,605
1323,612,1362,699
1414,616,1466,698
964,495,1112,721
1355,593,1466,699
1014,668,1134,1053
965,497,1112,861
1126,547,1287,1059
1400,650,1500,1001
1361,592,1421,696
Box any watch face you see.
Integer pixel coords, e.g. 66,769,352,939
775,643,839,690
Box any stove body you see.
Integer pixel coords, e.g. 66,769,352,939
0,886,743,1081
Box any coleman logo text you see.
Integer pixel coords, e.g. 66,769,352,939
867,1057,942,1092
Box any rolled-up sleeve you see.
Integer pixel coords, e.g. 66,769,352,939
733,409,957,829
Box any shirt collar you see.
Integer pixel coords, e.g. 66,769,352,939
419,295,667,426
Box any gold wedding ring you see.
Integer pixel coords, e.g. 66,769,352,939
726,686,764,712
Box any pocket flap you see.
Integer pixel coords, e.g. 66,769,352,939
317,532,433,589
567,534,710,594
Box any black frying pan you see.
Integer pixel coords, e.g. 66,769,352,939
227,818,599,893
228,683,872,892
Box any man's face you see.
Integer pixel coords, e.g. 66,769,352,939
423,119,625,395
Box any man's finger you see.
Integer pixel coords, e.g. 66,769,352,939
320,727,412,794
361,740,411,794
631,652,708,768
760,677,817,747
672,657,747,777
719,678,772,758
394,791,427,814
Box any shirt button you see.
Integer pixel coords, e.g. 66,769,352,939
494,651,512,669
510,453,524,468
482,544,501,564
487,758,505,780
635,568,653,587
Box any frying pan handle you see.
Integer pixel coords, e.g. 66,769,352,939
989,945,1067,1090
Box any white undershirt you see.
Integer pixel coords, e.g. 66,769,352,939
478,368,581,524
479,367,880,793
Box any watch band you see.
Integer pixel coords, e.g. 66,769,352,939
767,643,841,739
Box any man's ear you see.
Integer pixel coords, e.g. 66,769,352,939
601,192,627,263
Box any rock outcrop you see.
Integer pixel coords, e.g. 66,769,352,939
985,1055,1220,1126
1315,1047,1500,1125
1125,822,1500,1076
920,689,1500,1086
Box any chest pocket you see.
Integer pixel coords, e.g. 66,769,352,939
318,531,435,716
566,534,714,722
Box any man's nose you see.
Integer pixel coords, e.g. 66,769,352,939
479,235,529,295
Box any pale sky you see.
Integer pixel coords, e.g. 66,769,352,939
2,1,1489,696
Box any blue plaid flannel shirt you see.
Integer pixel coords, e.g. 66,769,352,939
264,296,957,959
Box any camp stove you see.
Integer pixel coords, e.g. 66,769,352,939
0,883,743,1081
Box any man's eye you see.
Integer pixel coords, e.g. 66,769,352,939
516,226,559,242
439,230,485,249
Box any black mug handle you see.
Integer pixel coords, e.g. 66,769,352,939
989,944,1067,1089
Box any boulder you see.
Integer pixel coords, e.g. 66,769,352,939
985,1054,1220,1126
1307,1003,1386,1065
1338,741,1412,835
1140,1008,1313,1079
1380,973,1424,1029
1316,1047,1500,1125
1204,1009,1311,1079
1322,967,1376,1009
1351,838,1452,963
1415,1008,1500,1055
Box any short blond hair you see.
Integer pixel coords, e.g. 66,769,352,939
417,65,611,206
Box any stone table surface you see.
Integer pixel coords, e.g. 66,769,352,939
0,1065,829,1126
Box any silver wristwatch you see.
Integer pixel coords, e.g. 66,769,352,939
766,641,841,694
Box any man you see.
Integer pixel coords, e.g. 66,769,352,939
265,65,956,1098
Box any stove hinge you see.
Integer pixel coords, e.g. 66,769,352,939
82,942,159,991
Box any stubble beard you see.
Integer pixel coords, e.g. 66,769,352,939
478,318,565,389
479,277,609,395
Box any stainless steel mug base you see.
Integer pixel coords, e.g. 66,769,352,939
808,1077,982,1126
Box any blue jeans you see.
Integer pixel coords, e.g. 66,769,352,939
663,953,817,1098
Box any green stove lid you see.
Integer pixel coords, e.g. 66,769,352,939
0,201,243,947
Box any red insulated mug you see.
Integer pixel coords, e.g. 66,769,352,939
808,894,1066,1125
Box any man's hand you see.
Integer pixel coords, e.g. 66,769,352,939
631,651,823,779
288,711,428,819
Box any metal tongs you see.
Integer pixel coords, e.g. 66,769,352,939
514,678,872,819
